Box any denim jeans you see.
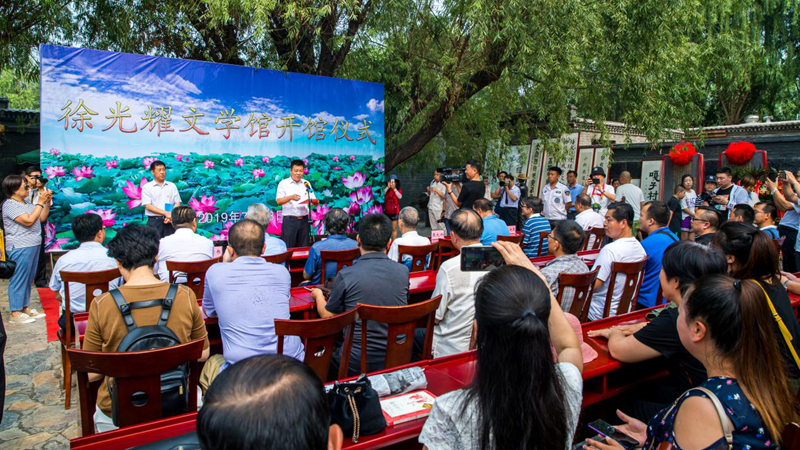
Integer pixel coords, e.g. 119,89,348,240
7,245,39,312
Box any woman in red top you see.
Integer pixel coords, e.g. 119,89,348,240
384,177,403,239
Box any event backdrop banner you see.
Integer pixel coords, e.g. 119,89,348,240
40,45,385,251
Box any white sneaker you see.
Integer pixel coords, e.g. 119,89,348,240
26,309,45,319
10,314,35,324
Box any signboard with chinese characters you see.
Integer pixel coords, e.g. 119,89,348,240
641,159,662,202
40,45,385,251
528,133,579,196
575,147,610,185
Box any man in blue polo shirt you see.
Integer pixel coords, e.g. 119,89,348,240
637,201,679,308
303,208,358,285
566,170,584,220
472,198,509,245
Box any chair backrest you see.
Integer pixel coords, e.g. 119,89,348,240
556,267,601,322
435,239,460,271
497,234,523,245
537,231,549,256
165,257,222,299
584,227,605,251
262,250,293,269
68,339,204,436
357,295,442,373
783,422,800,450
61,268,122,345
398,242,439,273
275,307,359,382
603,257,648,318
311,234,328,244
319,248,361,283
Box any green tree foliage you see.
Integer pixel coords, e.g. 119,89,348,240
0,69,40,109
0,1,73,77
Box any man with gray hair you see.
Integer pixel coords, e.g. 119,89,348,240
246,203,287,256
388,206,431,270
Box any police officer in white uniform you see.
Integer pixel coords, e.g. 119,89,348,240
541,166,572,228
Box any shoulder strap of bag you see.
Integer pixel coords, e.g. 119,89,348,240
655,229,679,242
752,280,800,370
110,284,179,332
649,387,733,450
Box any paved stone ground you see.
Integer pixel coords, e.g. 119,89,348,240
0,280,79,449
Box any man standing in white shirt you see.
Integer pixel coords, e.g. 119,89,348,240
493,175,521,226
574,194,605,248
141,160,181,238
427,170,446,231
614,171,645,236
587,202,646,321
584,166,616,214
276,159,318,248
414,209,488,358
542,166,572,227
155,206,215,283
50,213,121,334
388,207,431,270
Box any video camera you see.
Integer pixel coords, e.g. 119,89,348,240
438,167,466,184
30,175,48,185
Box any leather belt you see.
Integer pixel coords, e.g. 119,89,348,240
284,215,309,220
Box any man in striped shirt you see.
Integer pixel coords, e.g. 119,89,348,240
520,196,551,257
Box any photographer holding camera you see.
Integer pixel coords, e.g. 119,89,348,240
24,167,50,288
2,174,52,324
443,159,485,211
493,175,520,226
584,167,616,214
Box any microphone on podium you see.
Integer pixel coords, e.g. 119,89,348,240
304,181,319,205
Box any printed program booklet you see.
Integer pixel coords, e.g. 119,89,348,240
380,390,437,425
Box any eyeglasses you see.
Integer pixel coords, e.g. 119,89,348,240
690,216,708,223
547,233,561,244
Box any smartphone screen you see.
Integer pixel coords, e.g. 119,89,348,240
587,420,638,450
780,170,788,181
460,246,506,272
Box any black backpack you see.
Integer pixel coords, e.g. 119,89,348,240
108,284,190,425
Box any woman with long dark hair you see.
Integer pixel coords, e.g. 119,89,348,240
712,221,800,387
420,241,584,449
588,275,800,449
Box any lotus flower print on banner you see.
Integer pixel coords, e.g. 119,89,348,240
45,166,67,178
142,157,159,168
349,187,373,205
253,168,265,179
204,160,215,169
341,171,366,189
88,209,117,227
72,166,95,181
190,195,219,214
105,160,119,169
122,177,148,209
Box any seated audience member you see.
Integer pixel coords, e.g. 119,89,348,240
637,201,679,308
731,203,755,225
586,202,646,321
540,220,589,308
712,222,800,386
312,214,409,375
303,208,358,285
154,206,214,283
574,194,604,248
387,206,431,269
203,219,303,378
198,354,343,450
420,241,584,449
520,196,551,257
588,275,800,450
50,213,121,334
82,224,210,432
245,203,288,256
754,202,779,238
690,206,719,245
588,242,728,421
422,209,488,358
472,198,509,245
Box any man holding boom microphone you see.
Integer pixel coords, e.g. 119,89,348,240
276,159,318,248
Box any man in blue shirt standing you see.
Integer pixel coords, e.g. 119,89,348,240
566,170,584,220
303,208,358,285
472,198,509,245
637,201,679,308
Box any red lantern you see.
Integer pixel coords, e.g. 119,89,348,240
725,141,757,165
668,142,697,166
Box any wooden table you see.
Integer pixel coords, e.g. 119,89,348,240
70,306,668,450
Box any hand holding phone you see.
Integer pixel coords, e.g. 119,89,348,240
460,246,506,272
587,420,639,450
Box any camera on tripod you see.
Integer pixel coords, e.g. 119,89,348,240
438,167,466,184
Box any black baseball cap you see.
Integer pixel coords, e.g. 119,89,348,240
704,176,716,184
590,167,605,177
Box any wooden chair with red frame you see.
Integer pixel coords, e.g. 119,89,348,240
600,257,649,318
275,306,360,382
262,250,293,270
556,267,601,322
59,267,122,410
434,238,459,271
165,256,222,300
398,241,439,273
583,227,606,251
68,339,205,436
319,248,361,284
357,295,442,374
